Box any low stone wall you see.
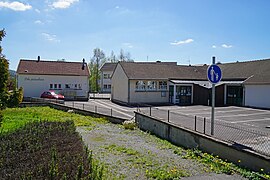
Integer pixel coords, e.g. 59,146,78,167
135,112,270,173
20,102,126,124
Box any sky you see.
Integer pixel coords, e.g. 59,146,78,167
1,0,270,70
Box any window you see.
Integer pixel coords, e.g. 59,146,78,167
50,84,53,89
103,84,108,89
159,81,167,90
136,81,145,90
54,84,57,89
104,74,110,79
161,91,166,97
108,85,111,89
75,84,77,88
147,81,156,90
65,84,70,89
58,84,62,89
78,84,82,89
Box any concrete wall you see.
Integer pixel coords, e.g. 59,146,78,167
129,80,169,104
245,84,270,109
135,112,270,173
111,64,129,103
17,74,89,98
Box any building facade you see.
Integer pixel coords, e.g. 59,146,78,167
99,62,117,93
111,59,270,109
17,58,90,100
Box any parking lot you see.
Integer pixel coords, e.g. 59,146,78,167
65,99,270,156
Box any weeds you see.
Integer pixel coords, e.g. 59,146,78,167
122,120,137,130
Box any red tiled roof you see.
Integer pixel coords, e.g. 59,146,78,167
17,59,90,76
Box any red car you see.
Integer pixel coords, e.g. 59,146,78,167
40,91,65,100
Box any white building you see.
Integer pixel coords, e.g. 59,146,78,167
17,58,90,100
111,59,270,109
99,62,117,93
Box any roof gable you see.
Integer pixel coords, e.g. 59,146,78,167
100,62,117,72
17,59,90,76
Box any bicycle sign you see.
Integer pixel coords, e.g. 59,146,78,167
207,64,222,84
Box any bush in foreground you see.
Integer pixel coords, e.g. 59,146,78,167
0,120,106,179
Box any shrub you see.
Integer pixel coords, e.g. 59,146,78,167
0,110,3,127
123,119,137,130
7,87,23,108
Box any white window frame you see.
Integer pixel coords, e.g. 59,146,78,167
136,81,146,91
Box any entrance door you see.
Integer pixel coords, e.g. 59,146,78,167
227,86,243,106
169,85,174,103
176,86,192,105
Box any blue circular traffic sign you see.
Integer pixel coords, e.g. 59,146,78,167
207,65,222,84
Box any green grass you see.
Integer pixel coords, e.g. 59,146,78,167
1,106,108,134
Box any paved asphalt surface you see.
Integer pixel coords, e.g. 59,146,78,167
65,99,270,156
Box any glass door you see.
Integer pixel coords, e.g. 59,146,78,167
176,86,192,105
227,86,243,106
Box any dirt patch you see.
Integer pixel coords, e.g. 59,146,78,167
78,123,247,179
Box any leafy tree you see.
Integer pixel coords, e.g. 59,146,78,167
0,29,23,109
89,48,106,92
0,29,9,109
7,87,23,108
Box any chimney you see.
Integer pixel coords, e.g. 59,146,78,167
82,58,85,70
37,56,40,62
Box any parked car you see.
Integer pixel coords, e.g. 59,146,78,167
40,91,64,100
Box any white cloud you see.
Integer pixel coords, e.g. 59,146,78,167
170,38,194,46
221,44,232,48
35,20,44,25
51,0,79,9
35,8,41,13
115,6,119,9
122,43,133,48
0,1,32,11
212,45,217,48
42,33,60,42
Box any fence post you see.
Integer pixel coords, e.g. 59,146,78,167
168,110,170,122
111,108,112,117
95,106,97,113
150,107,152,116
194,116,197,131
203,117,206,134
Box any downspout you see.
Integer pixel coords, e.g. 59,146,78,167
128,79,130,104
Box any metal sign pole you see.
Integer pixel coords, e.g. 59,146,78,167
211,83,215,135
211,57,216,135
207,56,222,136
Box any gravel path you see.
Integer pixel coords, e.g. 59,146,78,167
77,123,247,180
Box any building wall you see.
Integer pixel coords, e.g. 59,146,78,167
17,74,89,98
111,65,129,103
100,70,113,93
193,85,209,105
245,84,270,108
129,80,169,104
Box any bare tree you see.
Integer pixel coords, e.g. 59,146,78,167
89,48,106,92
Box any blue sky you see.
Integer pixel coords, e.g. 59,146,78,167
1,0,270,70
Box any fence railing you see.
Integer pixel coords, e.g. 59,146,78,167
139,105,270,157
23,98,270,157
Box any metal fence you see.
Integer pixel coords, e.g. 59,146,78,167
139,105,270,157
23,98,270,157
